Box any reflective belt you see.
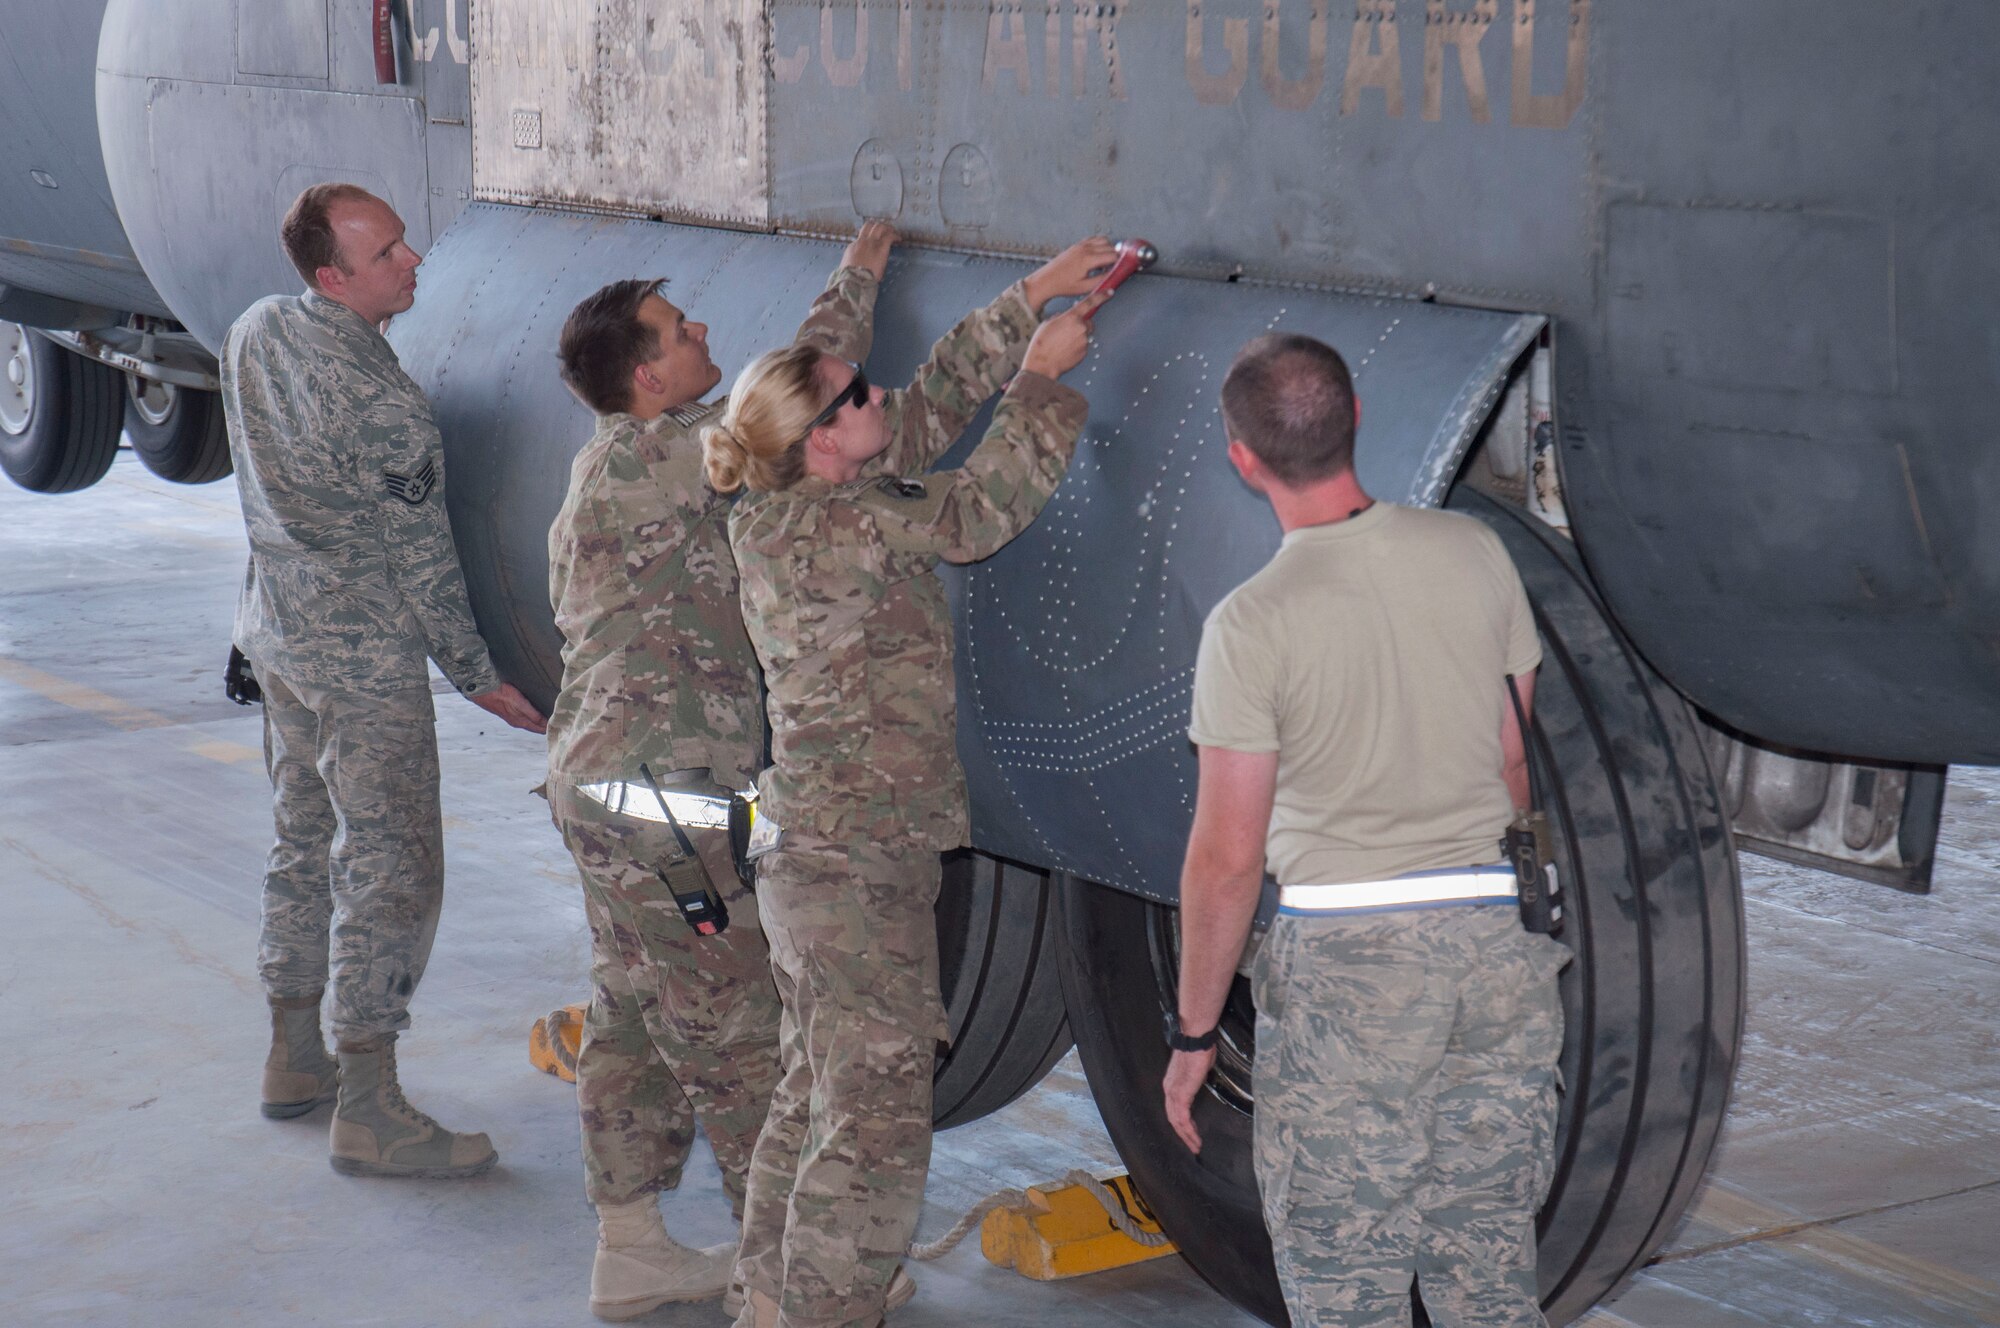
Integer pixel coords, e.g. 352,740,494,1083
575,778,749,830
1277,866,1518,916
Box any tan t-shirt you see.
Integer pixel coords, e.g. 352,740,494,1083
1189,503,1541,887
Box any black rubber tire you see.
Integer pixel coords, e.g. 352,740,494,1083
0,324,123,494
124,378,232,484
1056,492,1745,1326
933,849,1074,1129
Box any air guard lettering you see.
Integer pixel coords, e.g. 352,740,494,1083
1183,0,1584,125
1425,0,1494,123
1511,0,1590,128
1185,1,1249,107
983,6,1033,94
821,0,868,88
984,2,1127,100
1342,0,1405,118
552,0,591,73
774,2,810,84
442,0,468,64
403,0,471,65
1045,0,1062,97
1079,3,1127,99
1262,0,1329,111
632,0,733,81
899,0,914,91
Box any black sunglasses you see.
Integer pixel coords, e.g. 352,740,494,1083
797,361,869,442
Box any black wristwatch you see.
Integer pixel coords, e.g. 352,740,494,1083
1164,1010,1219,1053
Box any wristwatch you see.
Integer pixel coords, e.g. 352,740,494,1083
1164,1010,1219,1053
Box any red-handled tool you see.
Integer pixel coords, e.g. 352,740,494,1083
1083,239,1159,319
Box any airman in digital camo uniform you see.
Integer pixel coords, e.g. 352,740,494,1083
222,183,545,1179
1163,335,1568,1327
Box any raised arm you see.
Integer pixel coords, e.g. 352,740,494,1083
864,235,1118,480
861,282,1039,480
849,294,1104,566
794,220,897,363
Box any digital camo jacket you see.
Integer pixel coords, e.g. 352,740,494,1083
221,290,497,697
544,265,879,790
731,280,1089,850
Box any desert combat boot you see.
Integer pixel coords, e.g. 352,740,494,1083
261,993,338,1119
589,1197,735,1321
328,1035,497,1179
726,1266,916,1327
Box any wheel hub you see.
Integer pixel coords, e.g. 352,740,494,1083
1148,902,1260,1116
1,323,35,436
126,373,178,427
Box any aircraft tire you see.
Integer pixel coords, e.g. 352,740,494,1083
0,323,123,494
1055,490,1744,1326
933,849,1074,1129
125,377,232,484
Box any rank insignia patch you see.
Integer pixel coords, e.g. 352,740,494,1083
383,459,437,505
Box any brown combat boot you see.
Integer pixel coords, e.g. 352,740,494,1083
260,993,338,1119
588,1197,734,1320
327,1036,496,1179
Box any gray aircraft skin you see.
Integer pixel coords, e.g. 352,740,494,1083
0,1,1991,1322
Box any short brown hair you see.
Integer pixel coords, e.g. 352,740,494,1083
280,183,378,287
1220,334,1357,485
557,280,666,416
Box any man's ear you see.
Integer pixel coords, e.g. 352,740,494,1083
313,264,345,297
1226,439,1267,494
633,362,662,399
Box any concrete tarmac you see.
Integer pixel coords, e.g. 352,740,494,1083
3,454,1996,1327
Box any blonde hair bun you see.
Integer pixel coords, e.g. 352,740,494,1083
701,420,749,494
703,343,834,494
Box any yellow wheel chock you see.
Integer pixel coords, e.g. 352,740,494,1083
977,1172,1178,1280
528,1003,585,1082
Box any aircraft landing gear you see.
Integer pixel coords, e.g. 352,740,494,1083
933,849,1073,1128
0,322,123,494
124,373,231,484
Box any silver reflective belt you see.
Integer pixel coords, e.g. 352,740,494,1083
575,778,748,829
1276,866,1517,916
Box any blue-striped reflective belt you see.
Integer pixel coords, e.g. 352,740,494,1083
1277,865,1518,916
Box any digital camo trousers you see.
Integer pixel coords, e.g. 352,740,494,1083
549,783,783,1213
256,668,444,1046
1251,905,1570,1328
732,833,947,1328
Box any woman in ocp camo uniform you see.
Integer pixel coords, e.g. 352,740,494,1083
700,237,1112,1328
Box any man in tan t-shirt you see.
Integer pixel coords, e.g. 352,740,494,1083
1160,333,1571,1327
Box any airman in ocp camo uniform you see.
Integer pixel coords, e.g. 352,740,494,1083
701,236,1117,1328
544,223,890,1322
222,183,545,1180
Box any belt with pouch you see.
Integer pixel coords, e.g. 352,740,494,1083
574,765,761,935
